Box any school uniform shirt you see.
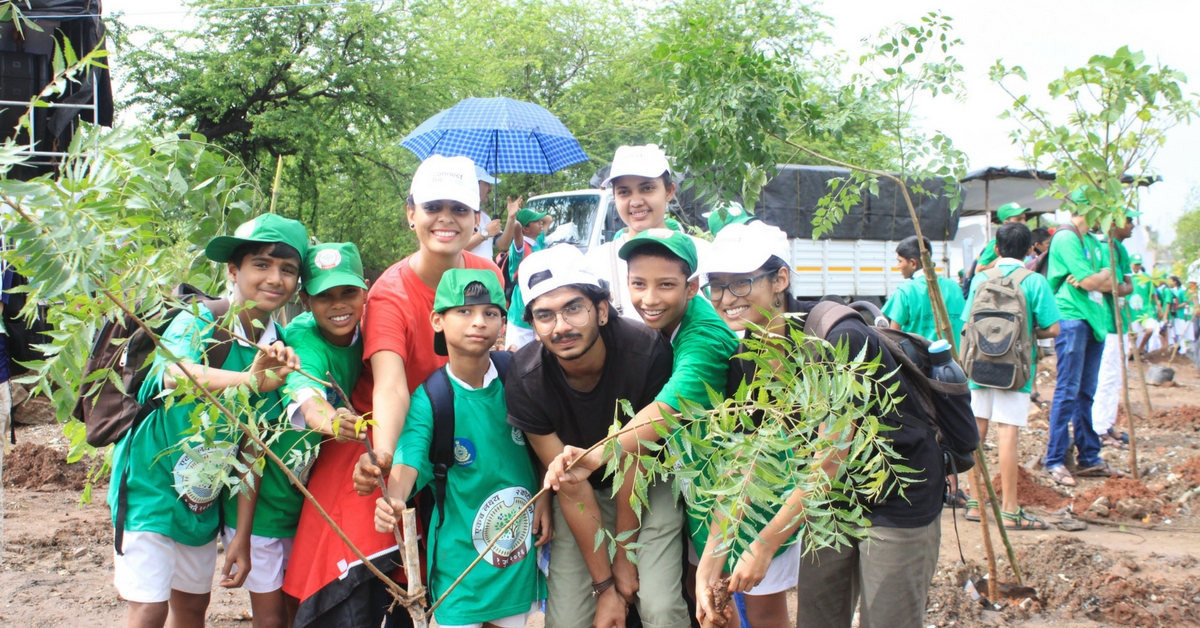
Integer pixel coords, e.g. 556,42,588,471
393,361,545,626
1130,270,1155,322
584,232,712,322
506,315,674,490
1174,287,1192,320
962,259,1061,393
506,235,543,332
881,274,966,347
108,305,283,547
1097,240,1132,335
1048,228,1109,342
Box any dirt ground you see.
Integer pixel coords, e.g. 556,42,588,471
4,350,1200,627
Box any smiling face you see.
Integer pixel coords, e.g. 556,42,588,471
611,174,674,236
706,266,789,332
628,253,696,335
301,284,366,346
228,248,301,319
407,199,480,257
529,286,607,361
432,303,504,358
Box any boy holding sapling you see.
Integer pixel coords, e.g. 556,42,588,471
109,214,307,628
374,269,549,627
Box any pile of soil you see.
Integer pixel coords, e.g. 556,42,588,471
927,537,1200,626
1071,477,1168,519
2,443,94,491
7,518,112,565
1147,405,1200,430
1174,455,1200,489
994,465,1069,510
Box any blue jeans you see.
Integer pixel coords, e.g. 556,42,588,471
1045,319,1104,470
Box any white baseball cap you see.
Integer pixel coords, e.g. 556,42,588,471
475,165,501,185
600,144,671,189
701,221,791,283
519,244,602,306
411,155,480,211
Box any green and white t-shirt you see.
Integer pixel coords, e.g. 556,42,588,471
1048,228,1109,342
1174,287,1193,320
393,364,545,626
108,305,282,547
882,275,966,349
506,235,543,332
963,260,1061,393
1130,271,1155,321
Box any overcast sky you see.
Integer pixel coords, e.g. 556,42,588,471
105,0,1200,243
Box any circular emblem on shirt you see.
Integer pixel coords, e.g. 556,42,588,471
315,248,342,270
511,427,526,446
288,443,319,486
472,486,533,568
646,228,674,239
172,442,235,513
454,438,476,466
1130,294,1144,311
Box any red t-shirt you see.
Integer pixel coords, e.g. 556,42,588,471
350,252,503,412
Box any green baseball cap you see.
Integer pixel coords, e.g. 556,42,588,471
1069,186,1092,207
704,201,754,235
617,228,699,277
205,214,310,264
996,202,1028,221
303,242,368,295
1123,206,1142,218
432,269,507,356
1131,253,1144,264
516,208,548,226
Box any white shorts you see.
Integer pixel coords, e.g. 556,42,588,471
687,539,802,596
970,388,1030,427
113,531,218,603
438,601,540,628
220,527,294,594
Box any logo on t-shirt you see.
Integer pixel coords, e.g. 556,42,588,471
511,427,525,446
172,442,236,514
315,248,342,270
472,486,533,568
454,438,476,466
1130,294,1144,311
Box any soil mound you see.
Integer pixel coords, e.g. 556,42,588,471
1175,455,1200,489
1071,477,1167,519
1147,405,1200,430
3,443,95,491
994,465,1069,510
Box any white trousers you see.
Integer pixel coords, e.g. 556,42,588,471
1091,333,1123,435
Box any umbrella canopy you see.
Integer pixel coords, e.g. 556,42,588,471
400,97,589,174
960,166,1162,217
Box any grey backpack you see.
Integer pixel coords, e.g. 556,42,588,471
962,267,1033,390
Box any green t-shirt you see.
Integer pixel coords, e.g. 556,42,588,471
1048,229,1109,342
881,275,966,349
977,237,999,268
506,236,543,332
1097,239,1132,334
963,261,1061,393
109,306,280,547
1174,287,1192,320
393,371,545,625
1130,271,1155,321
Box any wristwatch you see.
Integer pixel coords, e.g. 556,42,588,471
590,576,615,599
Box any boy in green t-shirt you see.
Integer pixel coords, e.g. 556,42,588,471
1128,254,1157,352
373,269,549,628
219,242,369,627
975,202,1029,272
109,214,308,628
962,223,1060,529
882,235,965,348
1091,213,1136,447
501,203,550,351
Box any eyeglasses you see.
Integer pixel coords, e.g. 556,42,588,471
531,303,592,335
703,270,777,301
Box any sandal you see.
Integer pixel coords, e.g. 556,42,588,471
944,488,968,508
1001,508,1049,530
1047,465,1076,487
1100,434,1129,450
1109,429,1130,445
1030,392,1048,407
964,498,982,522
1076,461,1125,478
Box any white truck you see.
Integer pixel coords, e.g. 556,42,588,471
522,165,964,303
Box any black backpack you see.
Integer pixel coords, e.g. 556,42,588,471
803,301,980,474
416,350,514,590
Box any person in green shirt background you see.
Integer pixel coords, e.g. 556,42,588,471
110,214,306,628
501,203,549,351
1043,187,1121,488
1090,210,1137,450
1168,275,1194,354
373,269,549,628
1128,254,1159,353
882,235,965,349
974,202,1029,273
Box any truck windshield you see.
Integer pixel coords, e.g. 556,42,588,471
524,193,602,252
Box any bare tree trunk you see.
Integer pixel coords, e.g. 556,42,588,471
970,457,999,601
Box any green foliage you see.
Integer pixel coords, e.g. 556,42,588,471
603,320,906,558
1172,186,1200,265
992,46,1198,232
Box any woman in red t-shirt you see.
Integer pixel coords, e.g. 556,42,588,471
285,155,503,626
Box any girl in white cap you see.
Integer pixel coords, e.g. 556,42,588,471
586,144,710,320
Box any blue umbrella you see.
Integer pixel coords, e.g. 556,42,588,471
400,97,589,174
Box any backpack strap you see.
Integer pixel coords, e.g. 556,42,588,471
490,349,513,385
200,298,233,368
802,301,862,340
113,462,131,555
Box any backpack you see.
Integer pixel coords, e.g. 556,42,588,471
417,350,514,591
961,267,1033,391
2,270,53,377
804,301,979,474
74,284,232,448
